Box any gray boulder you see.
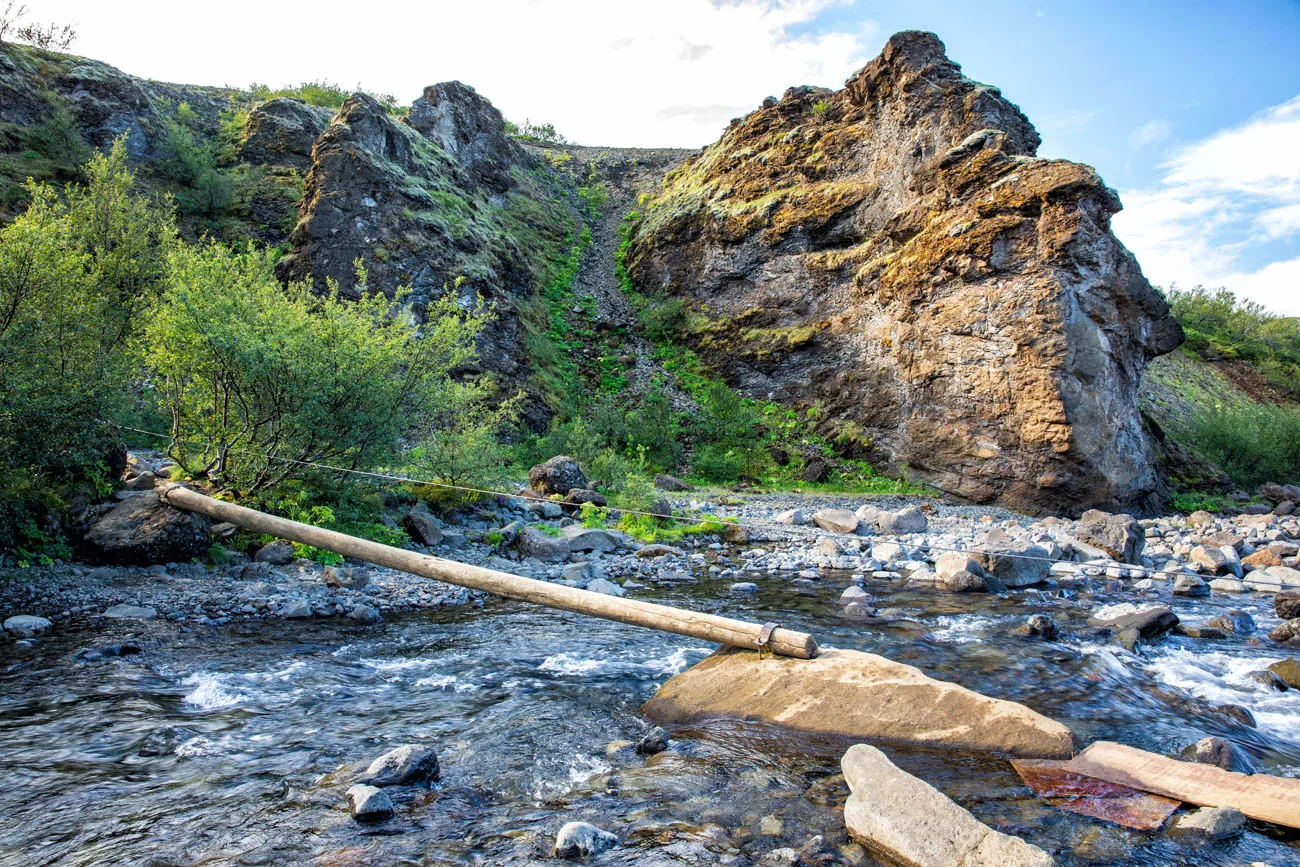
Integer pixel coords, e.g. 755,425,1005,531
561,526,619,553
585,577,626,597
973,541,1051,588
3,615,52,638
254,540,296,565
1172,574,1210,597
1183,736,1256,774
812,509,859,535
1088,603,1178,639
879,505,928,534
654,473,693,491
83,490,211,566
1072,510,1144,563
528,456,587,497
404,501,442,546
515,527,570,563
1171,806,1246,840
357,743,440,787
553,821,618,859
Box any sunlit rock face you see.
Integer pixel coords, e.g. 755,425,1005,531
626,30,1183,516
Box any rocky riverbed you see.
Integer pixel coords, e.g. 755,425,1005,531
3,485,1300,865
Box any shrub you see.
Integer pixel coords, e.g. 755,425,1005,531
0,141,174,553
1185,402,1300,490
410,386,523,489
25,91,90,166
156,101,232,218
640,296,689,342
147,246,488,495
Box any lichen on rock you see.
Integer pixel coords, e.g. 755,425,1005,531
625,30,1183,515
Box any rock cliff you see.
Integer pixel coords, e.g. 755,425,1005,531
275,85,573,397
625,31,1183,515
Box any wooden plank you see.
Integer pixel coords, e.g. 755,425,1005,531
1065,741,1300,829
157,484,819,659
1010,758,1180,830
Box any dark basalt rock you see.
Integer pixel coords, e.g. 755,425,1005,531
82,490,211,566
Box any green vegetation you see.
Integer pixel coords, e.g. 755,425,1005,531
506,119,568,145
148,247,490,496
1149,286,1300,501
1168,285,1300,397
249,80,403,115
0,142,174,557
0,140,522,562
1183,402,1300,491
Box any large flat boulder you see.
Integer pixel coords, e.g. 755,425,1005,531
82,490,211,566
842,744,1054,866
643,646,1074,758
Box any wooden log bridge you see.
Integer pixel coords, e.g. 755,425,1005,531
158,483,819,659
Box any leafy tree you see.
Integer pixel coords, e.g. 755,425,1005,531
0,141,175,552
411,387,522,488
147,248,491,495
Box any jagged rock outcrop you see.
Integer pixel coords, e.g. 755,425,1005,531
0,43,239,159
239,97,333,170
277,86,567,395
625,31,1183,515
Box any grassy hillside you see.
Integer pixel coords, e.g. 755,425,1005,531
1142,287,1300,509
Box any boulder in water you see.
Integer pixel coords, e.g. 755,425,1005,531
553,821,617,859
841,744,1054,866
3,615,51,638
345,784,393,820
644,646,1074,758
357,743,440,787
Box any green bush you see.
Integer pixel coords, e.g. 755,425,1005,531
0,141,174,554
1185,402,1300,490
640,296,689,342
146,246,489,495
156,102,233,219
25,91,90,167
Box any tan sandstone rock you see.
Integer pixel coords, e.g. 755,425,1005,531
842,744,1055,866
642,646,1074,758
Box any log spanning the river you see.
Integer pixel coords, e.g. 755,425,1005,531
157,484,819,659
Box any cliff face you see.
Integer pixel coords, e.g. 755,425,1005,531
274,86,573,400
626,31,1182,515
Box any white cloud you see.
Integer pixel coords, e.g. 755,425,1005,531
41,0,876,148
1129,118,1170,150
1113,96,1300,316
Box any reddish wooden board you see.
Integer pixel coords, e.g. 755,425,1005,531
1066,741,1300,830
1011,758,1181,830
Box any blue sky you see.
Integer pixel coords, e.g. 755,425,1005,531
40,0,1300,313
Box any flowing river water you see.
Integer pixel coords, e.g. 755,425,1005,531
2,566,1299,866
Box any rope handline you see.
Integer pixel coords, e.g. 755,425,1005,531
108,420,1175,576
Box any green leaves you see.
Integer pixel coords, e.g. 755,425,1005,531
147,246,491,496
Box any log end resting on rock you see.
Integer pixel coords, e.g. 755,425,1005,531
644,646,1075,759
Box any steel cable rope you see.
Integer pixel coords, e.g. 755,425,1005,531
109,421,1181,576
